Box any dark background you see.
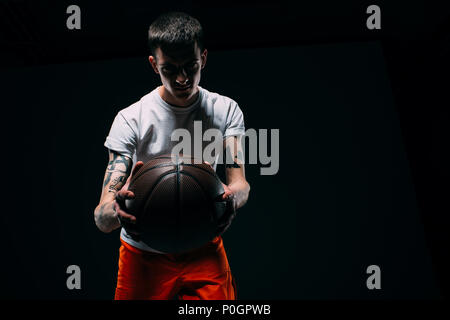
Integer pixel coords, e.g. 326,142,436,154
0,0,448,300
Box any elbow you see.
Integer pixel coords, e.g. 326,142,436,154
238,181,250,208
245,181,250,202
244,181,250,203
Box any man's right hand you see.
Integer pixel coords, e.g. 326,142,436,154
114,161,144,238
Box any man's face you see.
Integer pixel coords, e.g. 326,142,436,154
149,42,207,102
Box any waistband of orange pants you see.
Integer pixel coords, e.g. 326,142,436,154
120,236,222,257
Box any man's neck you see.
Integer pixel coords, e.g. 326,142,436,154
159,86,199,107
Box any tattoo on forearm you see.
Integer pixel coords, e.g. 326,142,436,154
109,175,126,193
103,172,113,188
225,145,243,168
103,153,131,188
226,161,241,168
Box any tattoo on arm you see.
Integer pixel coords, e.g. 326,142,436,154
224,143,243,168
108,176,126,193
103,152,132,191
225,160,241,168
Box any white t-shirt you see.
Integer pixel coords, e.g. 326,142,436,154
104,85,245,253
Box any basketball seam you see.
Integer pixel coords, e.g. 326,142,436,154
131,155,204,182
140,170,176,219
182,163,221,181
132,162,176,182
133,159,217,184
179,170,224,230
176,156,181,252
179,171,220,240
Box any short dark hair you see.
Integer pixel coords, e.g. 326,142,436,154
148,12,204,58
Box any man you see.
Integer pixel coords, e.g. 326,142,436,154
94,11,250,300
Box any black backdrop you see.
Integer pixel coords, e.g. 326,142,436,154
0,0,448,300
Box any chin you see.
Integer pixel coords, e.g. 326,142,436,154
173,91,190,99
174,87,193,96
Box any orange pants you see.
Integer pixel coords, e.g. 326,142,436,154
114,236,237,300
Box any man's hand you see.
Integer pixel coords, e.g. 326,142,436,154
114,161,144,238
216,183,237,236
221,183,234,202
204,161,237,236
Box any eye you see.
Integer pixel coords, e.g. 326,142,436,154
162,66,176,74
186,62,198,70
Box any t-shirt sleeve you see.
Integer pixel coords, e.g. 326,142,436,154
104,112,137,159
223,102,245,138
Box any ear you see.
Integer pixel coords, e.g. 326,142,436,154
201,49,208,69
148,56,159,74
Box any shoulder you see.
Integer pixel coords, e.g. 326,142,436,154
200,86,240,112
116,90,155,120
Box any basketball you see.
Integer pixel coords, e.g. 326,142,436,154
124,154,229,253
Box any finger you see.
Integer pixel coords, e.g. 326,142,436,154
116,190,135,201
221,183,231,198
114,201,137,222
126,190,135,199
222,190,233,200
115,190,128,202
131,161,145,177
120,214,137,224
204,161,213,168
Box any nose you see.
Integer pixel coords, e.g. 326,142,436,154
175,68,189,85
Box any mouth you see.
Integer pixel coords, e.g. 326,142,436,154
174,84,192,91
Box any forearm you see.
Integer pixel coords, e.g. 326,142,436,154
227,180,250,209
95,151,132,233
94,200,120,233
